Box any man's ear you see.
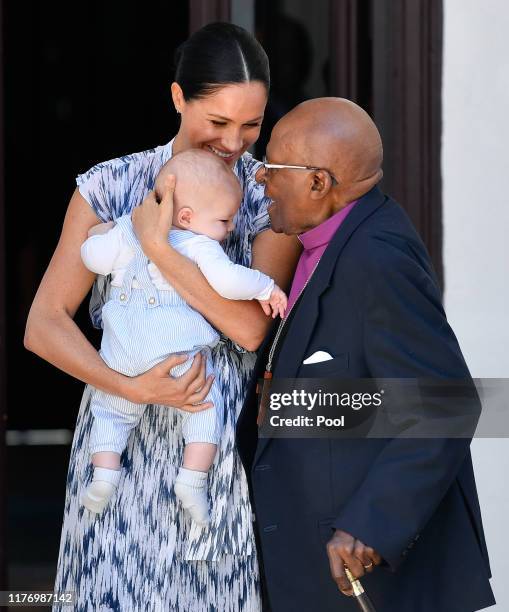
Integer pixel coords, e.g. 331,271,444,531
309,170,332,200
177,207,193,228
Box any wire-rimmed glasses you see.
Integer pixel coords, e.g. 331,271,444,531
261,156,339,185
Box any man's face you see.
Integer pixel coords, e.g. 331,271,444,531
258,135,322,235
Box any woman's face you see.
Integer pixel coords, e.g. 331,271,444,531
172,81,267,167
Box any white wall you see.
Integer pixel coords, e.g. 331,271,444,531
443,1,509,609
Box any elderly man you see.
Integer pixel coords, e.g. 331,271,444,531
236,98,495,612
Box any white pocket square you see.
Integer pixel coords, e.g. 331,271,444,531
303,351,334,365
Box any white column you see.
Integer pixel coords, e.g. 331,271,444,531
443,1,509,609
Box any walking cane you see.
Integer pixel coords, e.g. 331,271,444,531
344,566,377,612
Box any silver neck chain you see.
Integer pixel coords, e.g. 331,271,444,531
265,259,321,373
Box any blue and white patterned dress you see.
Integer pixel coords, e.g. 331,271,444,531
53,140,270,612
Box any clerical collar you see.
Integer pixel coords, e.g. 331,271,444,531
298,200,358,250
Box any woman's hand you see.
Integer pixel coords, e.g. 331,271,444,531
131,174,176,260
126,351,215,412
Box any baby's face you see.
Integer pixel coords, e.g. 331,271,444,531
188,190,240,241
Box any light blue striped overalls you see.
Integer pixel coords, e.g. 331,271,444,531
89,215,223,456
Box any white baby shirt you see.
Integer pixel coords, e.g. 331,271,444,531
81,222,274,301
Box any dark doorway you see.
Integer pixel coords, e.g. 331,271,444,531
255,0,373,158
3,0,189,592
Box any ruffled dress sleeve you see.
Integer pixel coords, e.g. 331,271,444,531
76,156,147,222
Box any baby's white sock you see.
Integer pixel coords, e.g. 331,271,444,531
81,466,121,514
174,467,209,526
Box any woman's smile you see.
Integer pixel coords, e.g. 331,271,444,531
206,144,238,162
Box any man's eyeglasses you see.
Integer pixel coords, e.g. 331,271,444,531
261,156,339,186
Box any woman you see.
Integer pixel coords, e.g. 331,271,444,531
25,22,300,611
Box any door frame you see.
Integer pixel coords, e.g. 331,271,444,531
330,0,444,286
189,0,231,33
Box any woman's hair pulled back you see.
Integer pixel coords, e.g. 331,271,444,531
174,22,270,101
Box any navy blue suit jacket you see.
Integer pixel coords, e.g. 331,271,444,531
236,187,495,612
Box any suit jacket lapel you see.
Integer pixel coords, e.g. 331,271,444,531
254,186,387,464
274,186,387,378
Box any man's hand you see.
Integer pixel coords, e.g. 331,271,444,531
258,285,288,319
131,174,176,260
326,529,382,596
87,221,115,237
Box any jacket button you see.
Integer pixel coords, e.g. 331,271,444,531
263,524,278,533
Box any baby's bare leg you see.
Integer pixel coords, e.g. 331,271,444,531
182,442,217,471
92,451,121,470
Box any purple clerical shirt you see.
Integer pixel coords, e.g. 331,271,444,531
285,201,358,315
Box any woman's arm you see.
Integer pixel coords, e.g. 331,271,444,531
132,179,301,351
24,189,214,410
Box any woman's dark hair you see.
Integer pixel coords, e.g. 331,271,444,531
174,22,270,100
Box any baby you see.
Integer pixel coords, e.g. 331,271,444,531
80,149,287,524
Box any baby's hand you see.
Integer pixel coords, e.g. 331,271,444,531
258,285,288,319
87,221,115,237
